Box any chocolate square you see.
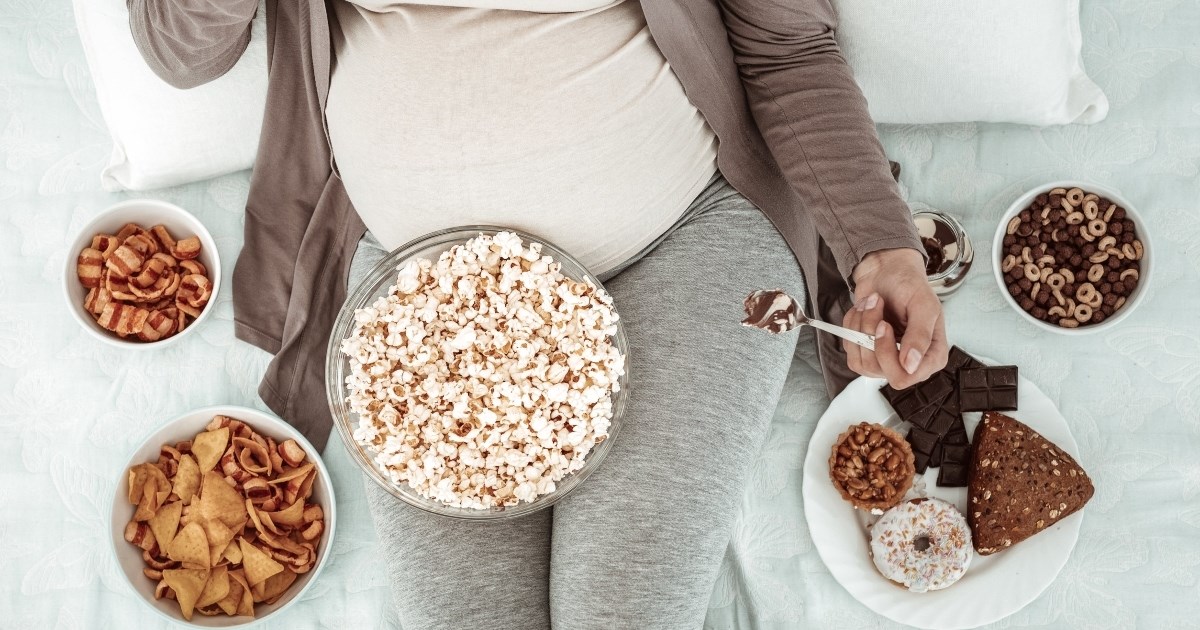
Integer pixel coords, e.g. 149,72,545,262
959,390,989,411
957,366,1019,412
941,444,972,466
880,371,955,425
913,451,931,475
928,395,961,437
923,371,955,402
906,427,939,455
905,401,941,431
943,424,970,445
892,393,928,418
937,462,970,487
944,346,985,375
930,442,944,467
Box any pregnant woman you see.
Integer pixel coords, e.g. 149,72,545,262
130,1,948,627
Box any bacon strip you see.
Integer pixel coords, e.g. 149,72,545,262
77,248,105,288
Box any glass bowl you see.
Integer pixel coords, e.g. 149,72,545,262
325,226,629,520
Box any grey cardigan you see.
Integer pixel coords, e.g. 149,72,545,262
128,0,921,449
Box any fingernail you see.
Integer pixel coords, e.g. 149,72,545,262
864,293,879,311
904,349,922,374
875,321,886,338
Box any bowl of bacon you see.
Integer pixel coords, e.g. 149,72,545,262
64,198,219,348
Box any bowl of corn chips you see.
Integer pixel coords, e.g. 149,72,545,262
109,406,335,625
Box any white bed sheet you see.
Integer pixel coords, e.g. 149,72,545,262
1,0,1197,628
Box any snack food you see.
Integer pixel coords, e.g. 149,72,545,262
828,422,915,511
76,222,212,341
122,416,324,620
880,371,954,430
913,210,974,297
869,497,972,593
957,366,1019,412
1000,186,1143,328
968,412,1094,555
741,289,799,334
342,232,624,509
882,346,983,484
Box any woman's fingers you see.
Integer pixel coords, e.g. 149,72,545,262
842,300,865,375
911,311,950,382
872,320,914,388
897,291,942,375
856,293,885,376
843,293,886,377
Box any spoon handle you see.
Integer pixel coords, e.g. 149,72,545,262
805,319,877,351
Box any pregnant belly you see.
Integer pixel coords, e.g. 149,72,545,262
325,0,717,274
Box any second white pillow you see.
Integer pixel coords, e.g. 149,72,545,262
833,0,1108,125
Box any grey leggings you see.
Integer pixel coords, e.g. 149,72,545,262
347,176,807,629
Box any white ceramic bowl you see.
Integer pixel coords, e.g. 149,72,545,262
992,181,1151,335
109,406,336,628
63,199,221,349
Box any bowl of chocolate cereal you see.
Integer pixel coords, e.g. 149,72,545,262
992,182,1151,334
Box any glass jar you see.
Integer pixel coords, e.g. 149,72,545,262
911,205,973,298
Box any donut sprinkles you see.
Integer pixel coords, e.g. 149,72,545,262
869,497,972,592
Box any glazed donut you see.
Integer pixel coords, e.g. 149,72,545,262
869,497,972,592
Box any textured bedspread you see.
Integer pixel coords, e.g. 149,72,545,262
2,0,1198,628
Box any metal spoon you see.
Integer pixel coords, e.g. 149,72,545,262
741,289,877,350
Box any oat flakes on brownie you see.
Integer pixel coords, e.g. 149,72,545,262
829,422,915,512
968,412,1094,555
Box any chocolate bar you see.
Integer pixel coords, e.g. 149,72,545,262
944,346,985,375
957,366,1019,412
929,442,944,467
881,346,980,414
943,418,970,445
927,394,962,437
880,371,954,427
937,461,970,487
889,346,991,485
906,427,939,474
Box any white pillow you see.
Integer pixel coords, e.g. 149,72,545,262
74,0,1105,192
73,0,267,191
833,0,1108,125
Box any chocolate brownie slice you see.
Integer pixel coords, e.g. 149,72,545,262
968,412,1094,555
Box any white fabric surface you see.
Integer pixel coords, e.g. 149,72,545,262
72,0,267,191
2,0,1198,628
833,0,1109,125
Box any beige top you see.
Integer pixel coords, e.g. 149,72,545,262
326,0,717,274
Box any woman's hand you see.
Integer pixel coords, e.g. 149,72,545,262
842,248,949,389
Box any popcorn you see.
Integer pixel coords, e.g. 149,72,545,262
342,232,624,509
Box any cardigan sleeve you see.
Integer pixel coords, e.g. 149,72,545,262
127,0,258,89
719,0,922,281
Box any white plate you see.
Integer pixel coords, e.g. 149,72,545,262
802,361,1083,630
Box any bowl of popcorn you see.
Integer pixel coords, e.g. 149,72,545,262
63,199,219,348
326,227,628,519
992,182,1151,334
